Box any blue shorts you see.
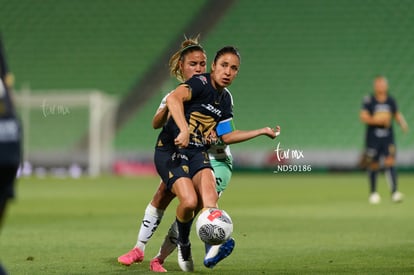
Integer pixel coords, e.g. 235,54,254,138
154,147,212,190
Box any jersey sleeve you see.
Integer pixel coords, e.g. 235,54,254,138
216,118,235,136
390,97,398,114
185,74,208,100
361,95,372,112
216,91,235,136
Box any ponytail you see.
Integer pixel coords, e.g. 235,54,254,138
169,35,205,82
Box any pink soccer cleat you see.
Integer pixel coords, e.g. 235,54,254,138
118,247,144,266
150,258,167,273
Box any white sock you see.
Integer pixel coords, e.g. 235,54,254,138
135,203,164,251
155,221,178,261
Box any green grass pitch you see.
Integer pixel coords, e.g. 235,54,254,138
2,173,414,274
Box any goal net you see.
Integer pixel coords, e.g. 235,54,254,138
14,88,117,177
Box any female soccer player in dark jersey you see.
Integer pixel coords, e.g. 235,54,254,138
118,37,208,269
118,42,280,272
360,76,408,204
155,46,278,271
0,35,22,275
157,47,235,272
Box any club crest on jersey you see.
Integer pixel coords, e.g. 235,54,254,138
181,165,189,174
196,75,208,85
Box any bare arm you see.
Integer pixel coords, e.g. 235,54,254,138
395,112,408,133
221,126,280,145
152,106,169,129
166,85,191,147
360,110,387,127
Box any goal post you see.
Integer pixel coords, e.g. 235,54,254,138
14,88,118,177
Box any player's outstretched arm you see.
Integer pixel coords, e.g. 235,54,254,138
395,112,408,133
221,126,280,145
166,85,191,147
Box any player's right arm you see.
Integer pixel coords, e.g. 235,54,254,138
359,110,389,127
166,85,192,147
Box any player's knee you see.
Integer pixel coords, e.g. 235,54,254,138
180,196,198,212
152,192,175,210
384,157,395,167
369,162,379,170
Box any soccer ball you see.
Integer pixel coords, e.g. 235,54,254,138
196,208,233,245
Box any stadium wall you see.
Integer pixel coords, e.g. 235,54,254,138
1,0,413,173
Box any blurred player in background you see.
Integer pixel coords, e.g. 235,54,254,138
0,34,22,275
360,76,408,204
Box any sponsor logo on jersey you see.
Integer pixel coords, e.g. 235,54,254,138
201,103,222,117
171,152,189,161
374,104,391,113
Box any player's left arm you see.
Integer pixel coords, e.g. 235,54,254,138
222,127,280,144
217,118,281,144
215,91,280,144
394,112,408,133
391,98,408,133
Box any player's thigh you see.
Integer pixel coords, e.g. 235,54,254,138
171,177,198,210
151,181,176,210
365,144,380,169
0,165,18,223
384,143,396,167
0,165,18,200
192,168,218,209
154,147,191,191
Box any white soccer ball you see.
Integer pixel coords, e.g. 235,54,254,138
196,208,233,245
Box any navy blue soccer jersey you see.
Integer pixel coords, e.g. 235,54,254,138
156,73,233,150
0,78,22,165
361,94,397,143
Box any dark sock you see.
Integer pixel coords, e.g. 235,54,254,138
369,170,377,193
386,166,397,193
176,218,193,245
0,263,7,275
